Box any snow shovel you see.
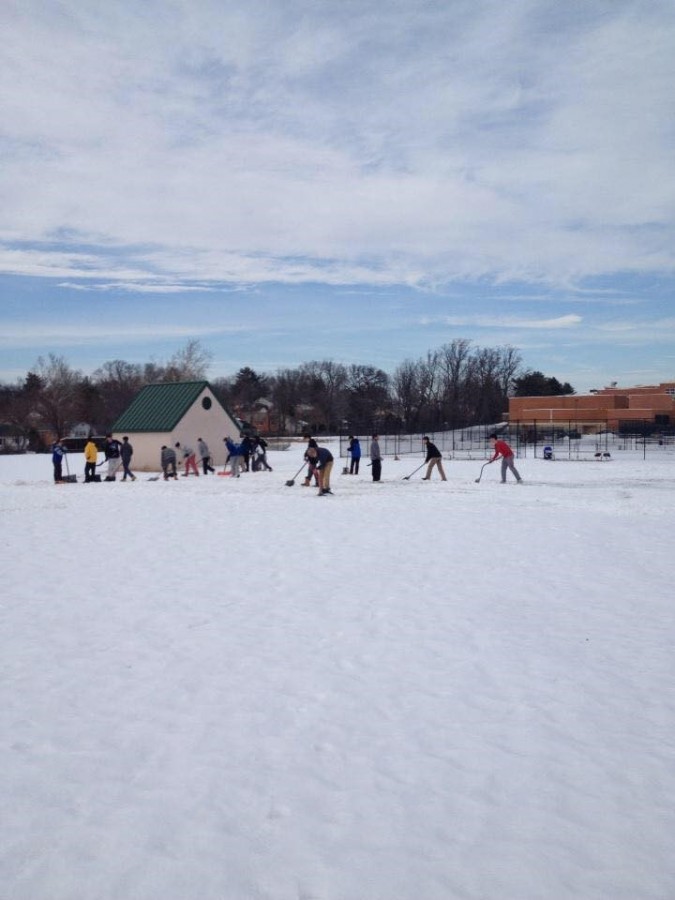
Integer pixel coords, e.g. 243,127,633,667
285,463,307,487
62,455,78,483
402,462,426,480
474,461,492,483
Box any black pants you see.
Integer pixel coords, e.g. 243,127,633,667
202,456,215,474
350,457,360,474
371,459,381,481
85,462,96,482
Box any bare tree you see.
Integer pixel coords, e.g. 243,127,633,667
345,365,391,429
164,340,213,381
92,359,144,425
271,368,308,433
31,354,83,437
299,361,349,432
391,357,436,431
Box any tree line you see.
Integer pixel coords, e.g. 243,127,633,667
0,338,574,448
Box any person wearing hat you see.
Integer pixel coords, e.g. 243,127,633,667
422,436,447,481
489,433,523,483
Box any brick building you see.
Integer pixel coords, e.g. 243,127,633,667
508,382,675,433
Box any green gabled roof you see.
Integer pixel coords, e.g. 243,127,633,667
112,381,217,432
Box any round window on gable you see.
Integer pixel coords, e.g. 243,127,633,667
202,396,212,410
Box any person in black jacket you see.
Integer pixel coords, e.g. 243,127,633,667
302,433,320,487
370,434,382,482
120,436,136,481
239,433,253,472
422,436,447,481
104,433,123,481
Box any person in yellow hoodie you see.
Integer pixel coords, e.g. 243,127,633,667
84,437,98,483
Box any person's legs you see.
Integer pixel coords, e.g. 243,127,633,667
372,459,381,481
322,460,334,492
507,457,522,481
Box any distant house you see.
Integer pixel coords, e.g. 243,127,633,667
112,381,241,471
0,424,27,453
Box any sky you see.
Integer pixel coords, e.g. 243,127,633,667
2,443,675,898
1,0,674,393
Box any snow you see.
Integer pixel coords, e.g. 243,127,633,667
1,443,674,900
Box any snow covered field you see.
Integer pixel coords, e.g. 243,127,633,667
1,444,674,900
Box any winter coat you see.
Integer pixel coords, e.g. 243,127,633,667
490,439,514,461
84,441,98,464
348,438,361,459
120,440,133,463
424,441,442,462
104,439,121,460
225,438,242,456
52,442,65,463
197,439,210,459
370,440,381,461
312,447,334,469
161,446,177,467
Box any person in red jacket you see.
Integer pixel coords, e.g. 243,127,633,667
489,433,523,483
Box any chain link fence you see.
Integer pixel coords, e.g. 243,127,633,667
336,421,675,460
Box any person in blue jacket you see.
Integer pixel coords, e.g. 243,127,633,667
347,435,361,475
52,439,66,483
224,436,243,477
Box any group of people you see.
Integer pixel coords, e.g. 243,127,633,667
327,431,521,487
302,433,383,494
159,433,272,481
222,433,272,478
160,437,219,480
52,429,521,486
50,434,136,483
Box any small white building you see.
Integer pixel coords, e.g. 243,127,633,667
112,381,241,471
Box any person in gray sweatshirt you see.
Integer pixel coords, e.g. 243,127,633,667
197,437,215,475
160,445,178,480
370,434,382,482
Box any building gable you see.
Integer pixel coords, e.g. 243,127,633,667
113,381,236,433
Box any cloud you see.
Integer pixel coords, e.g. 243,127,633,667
0,322,251,349
1,0,674,289
430,314,583,330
